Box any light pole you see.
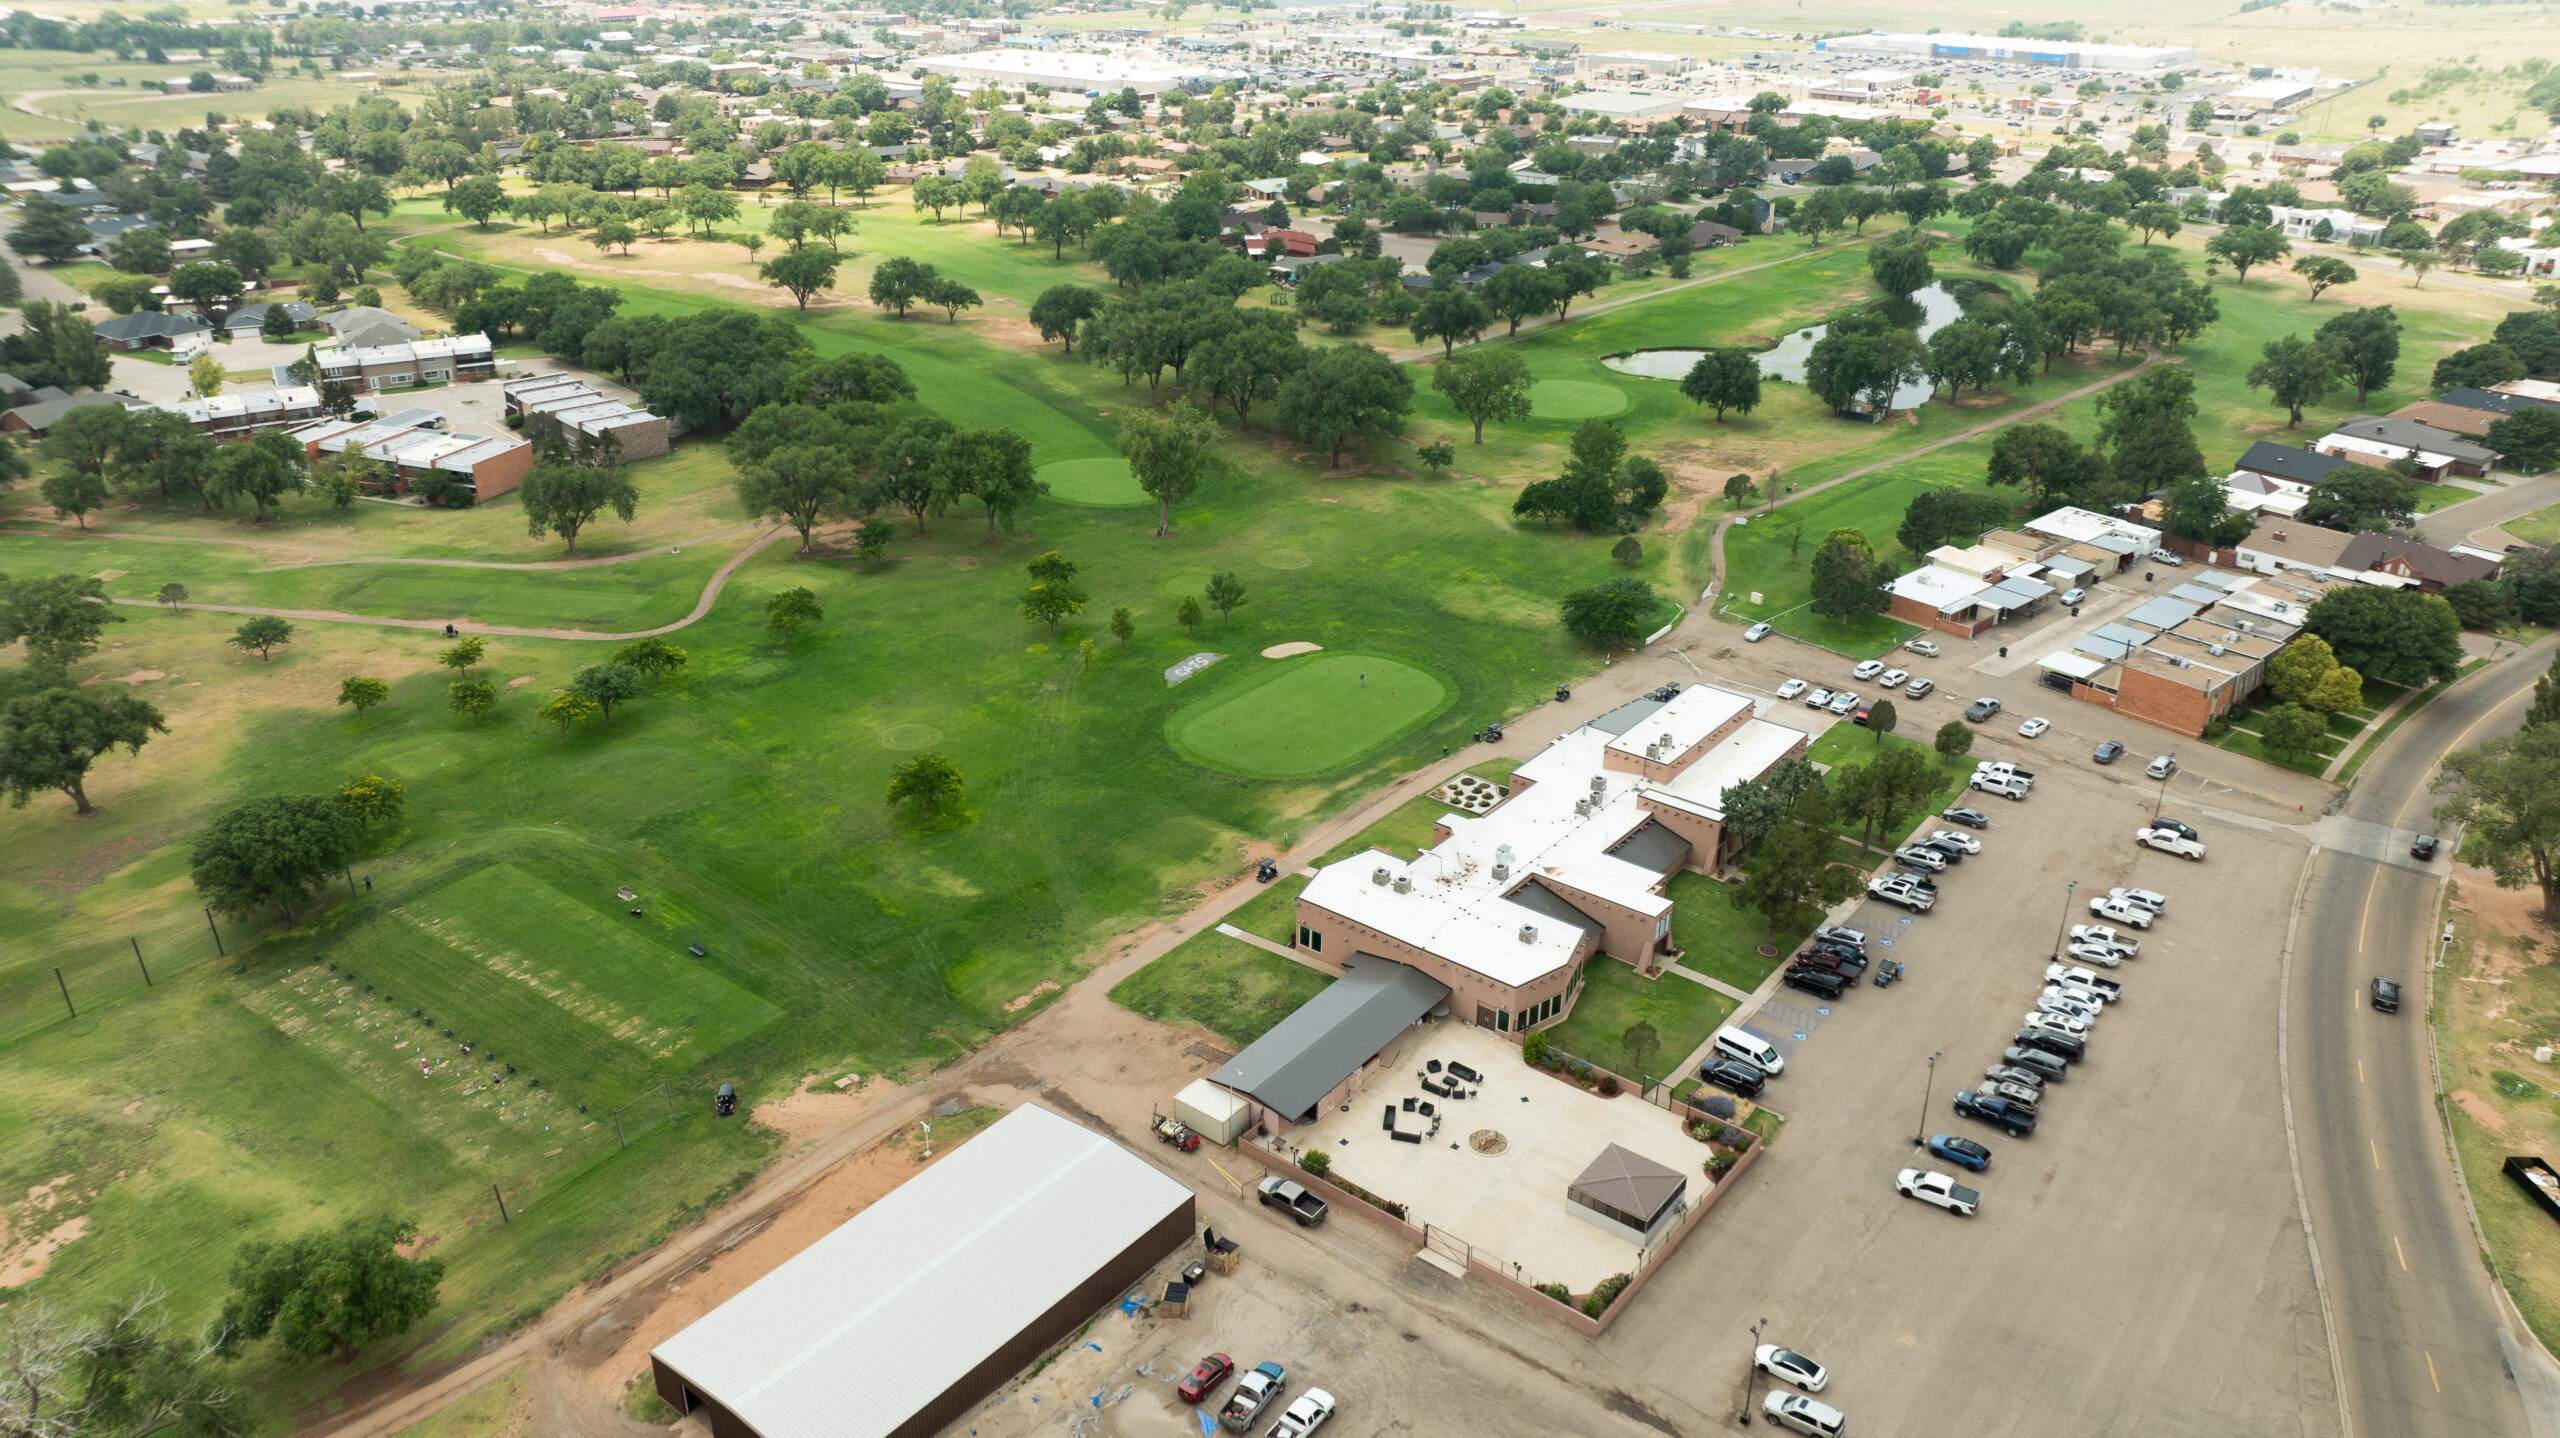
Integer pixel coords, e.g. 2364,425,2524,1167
1740,1315,1769,1424
2152,762,2173,824
2052,879,2078,960
1913,1050,1941,1146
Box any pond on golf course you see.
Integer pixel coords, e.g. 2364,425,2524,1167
1602,282,1966,411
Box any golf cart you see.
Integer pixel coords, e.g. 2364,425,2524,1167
1255,858,1279,883
1155,1116,1201,1152
714,1082,736,1117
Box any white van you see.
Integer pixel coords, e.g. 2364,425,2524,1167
1713,1026,1784,1076
1763,1391,1847,1435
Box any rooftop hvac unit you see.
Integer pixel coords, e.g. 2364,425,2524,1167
2237,620,2256,633
2221,631,2240,643
1574,798,1592,817
2208,644,2226,656
1392,874,1412,894
1589,775,1607,797
1518,924,1539,944
1371,867,1391,886
1492,842,1513,881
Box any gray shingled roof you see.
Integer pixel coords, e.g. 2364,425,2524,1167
1209,955,1447,1123
1569,1143,1687,1226
1607,821,1691,876
91,310,212,342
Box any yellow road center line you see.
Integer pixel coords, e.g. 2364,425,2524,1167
2427,1350,2441,1394
2372,1138,2382,1169
2396,1235,2408,1271
2359,1059,2365,1083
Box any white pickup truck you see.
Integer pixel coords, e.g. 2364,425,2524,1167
1266,1389,1337,1438
2135,827,2206,861
1970,772,2030,802
1896,1168,1980,1216
2088,896,2155,929
1974,761,2037,788
1868,876,1935,912
2044,964,2124,1003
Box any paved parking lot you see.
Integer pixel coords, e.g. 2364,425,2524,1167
1601,727,2343,1436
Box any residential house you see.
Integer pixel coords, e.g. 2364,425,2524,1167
2320,414,2498,478
0,391,134,437
310,334,497,394
322,306,422,349
2234,518,2355,581
2232,439,2355,493
2335,533,2499,593
91,310,214,352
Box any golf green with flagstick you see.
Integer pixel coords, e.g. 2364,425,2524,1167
1168,653,1454,779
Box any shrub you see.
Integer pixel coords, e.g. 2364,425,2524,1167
1521,1029,1551,1067
1697,1094,1738,1120
1300,1150,1331,1178
1582,1272,1634,1316
1542,1283,1572,1304
1720,1124,1750,1147
1596,1074,1620,1096
1705,1149,1736,1175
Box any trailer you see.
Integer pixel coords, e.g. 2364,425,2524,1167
2507,1156,2560,1222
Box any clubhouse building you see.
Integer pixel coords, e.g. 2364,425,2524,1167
1209,683,1807,1135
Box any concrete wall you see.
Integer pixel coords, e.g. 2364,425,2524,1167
602,414,671,460
1635,796,1723,874
1527,874,1667,965
2111,668,2219,737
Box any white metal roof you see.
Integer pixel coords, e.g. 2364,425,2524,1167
651,1104,1191,1438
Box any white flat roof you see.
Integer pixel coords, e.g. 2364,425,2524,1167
651,1104,1190,1438
1887,565,1989,611
2040,651,2106,679
2027,505,2160,549
1300,685,1804,989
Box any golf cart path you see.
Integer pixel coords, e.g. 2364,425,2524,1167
6,518,772,570
1700,350,2168,605
106,522,795,640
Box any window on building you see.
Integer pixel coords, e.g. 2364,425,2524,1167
1297,924,1322,953
1496,1008,1511,1032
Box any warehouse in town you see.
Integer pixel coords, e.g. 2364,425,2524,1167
649,1104,1195,1438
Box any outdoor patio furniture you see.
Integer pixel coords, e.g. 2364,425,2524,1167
1392,1130,1422,1144
1448,1063,1483,1084
1417,1101,1435,1118
1383,1105,1395,1131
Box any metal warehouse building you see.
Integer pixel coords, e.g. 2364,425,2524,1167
649,1104,1195,1438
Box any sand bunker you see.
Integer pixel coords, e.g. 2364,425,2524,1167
1261,642,1324,659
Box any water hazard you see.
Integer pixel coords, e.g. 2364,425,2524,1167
1602,283,1967,411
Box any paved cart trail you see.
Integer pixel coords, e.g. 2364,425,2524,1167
8,518,773,570
104,522,796,641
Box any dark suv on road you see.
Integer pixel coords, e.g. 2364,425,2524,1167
2371,977,2402,1013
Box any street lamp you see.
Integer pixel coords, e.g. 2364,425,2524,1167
1740,1315,1769,1424
1913,1050,1941,1146
2152,762,2173,824
2052,879,2078,960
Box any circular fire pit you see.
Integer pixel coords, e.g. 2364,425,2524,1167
1469,1129,1508,1155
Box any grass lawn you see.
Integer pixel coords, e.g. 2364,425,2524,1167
1105,933,1332,1052
2503,502,2560,549
1663,869,1805,993
1539,957,1736,1085
1167,652,1455,779
1802,725,1976,844
2440,876,2560,1356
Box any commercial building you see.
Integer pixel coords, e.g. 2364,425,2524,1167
503,374,672,458
153,384,326,437
2033,569,2305,736
1222,684,1803,1138
649,1103,1194,1438
310,334,497,394
287,413,534,501
1815,30,2193,70
1556,89,1688,122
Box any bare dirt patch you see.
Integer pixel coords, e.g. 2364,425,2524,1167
2453,1090,2511,1135
749,1073,903,1148
83,668,166,685
1261,641,1323,658
0,1214,89,1288
1002,980,1060,1013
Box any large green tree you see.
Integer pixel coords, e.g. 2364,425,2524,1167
0,686,165,815
2434,722,2560,920
1,573,121,672
222,1215,443,1363
2303,585,2463,686
1117,398,1217,538
1432,348,1533,443
2095,366,2205,492
1866,226,1936,297
2316,305,2400,406
1808,527,1887,620
518,457,639,557
1678,348,1763,423
1559,577,1656,649
2246,333,2339,428
2205,223,2290,281
1408,289,1490,357
189,794,358,917
1275,344,1412,468
2300,462,2419,532
2488,407,2560,474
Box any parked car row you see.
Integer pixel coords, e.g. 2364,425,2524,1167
1697,1024,1790,1098
1899,886,2164,1220
1181,1354,1339,1436
1783,924,1882,1000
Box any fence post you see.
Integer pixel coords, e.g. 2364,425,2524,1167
131,937,151,987
53,968,73,1019
493,1184,509,1224
204,908,224,957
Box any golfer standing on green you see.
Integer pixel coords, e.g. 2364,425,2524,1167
1359,671,1365,686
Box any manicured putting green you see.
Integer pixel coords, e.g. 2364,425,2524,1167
1038,457,1147,507
1169,654,1452,779
1526,379,1630,419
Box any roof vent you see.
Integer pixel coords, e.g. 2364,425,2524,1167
2273,530,2287,541
2237,620,2255,632
2208,644,2226,656
2273,601,2290,613
1371,867,1390,886
1589,775,1607,797
1493,843,1513,881
2221,631,2239,643
1574,798,1592,817
1392,874,1412,894
1518,924,1539,944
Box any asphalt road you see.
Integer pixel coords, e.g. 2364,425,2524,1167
2292,635,2560,1438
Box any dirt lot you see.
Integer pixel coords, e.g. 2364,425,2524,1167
2440,864,2560,1355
